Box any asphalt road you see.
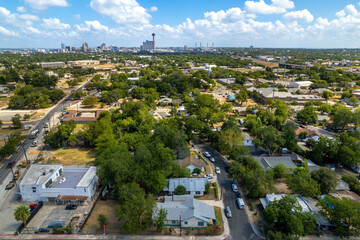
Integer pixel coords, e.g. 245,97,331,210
0,80,90,184
194,143,259,240
305,125,334,138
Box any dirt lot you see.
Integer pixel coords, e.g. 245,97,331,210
0,126,29,137
82,200,122,234
274,179,292,194
46,148,96,166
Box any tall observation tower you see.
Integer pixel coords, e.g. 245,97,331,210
152,33,155,53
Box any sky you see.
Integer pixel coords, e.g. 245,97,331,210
1,0,360,48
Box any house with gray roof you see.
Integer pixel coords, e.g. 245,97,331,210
253,156,297,171
157,195,216,228
163,178,208,196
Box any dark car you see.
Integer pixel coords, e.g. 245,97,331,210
65,204,77,210
225,166,230,173
5,182,15,190
237,192,242,198
7,161,15,168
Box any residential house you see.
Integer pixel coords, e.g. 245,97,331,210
243,132,254,146
177,106,188,115
176,155,207,174
158,97,173,106
62,110,104,124
288,81,313,88
19,165,98,204
260,193,313,213
253,156,297,171
295,128,320,141
163,178,208,196
157,195,216,228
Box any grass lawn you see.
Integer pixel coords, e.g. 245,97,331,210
51,148,96,166
74,124,86,133
195,188,216,200
214,206,224,232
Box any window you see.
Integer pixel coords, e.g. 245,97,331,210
32,187,36,193
45,179,52,188
184,221,188,225
59,168,63,175
84,188,86,192
172,220,178,224
198,222,204,227
196,191,201,195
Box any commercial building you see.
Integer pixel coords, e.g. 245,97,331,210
19,164,98,203
67,60,100,67
288,81,313,88
39,62,65,68
140,40,154,51
157,195,216,228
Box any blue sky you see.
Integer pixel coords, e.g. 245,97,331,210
1,0,360,48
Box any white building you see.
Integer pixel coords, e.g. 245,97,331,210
39,62,65,68
260,193,313,213
19,164,98,203
243,132,254,147
163,178,208,196
288,81,313,88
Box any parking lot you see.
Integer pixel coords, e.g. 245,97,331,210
27,204,92,231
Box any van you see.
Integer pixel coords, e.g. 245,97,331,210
237,198,245,209
47,221,65,228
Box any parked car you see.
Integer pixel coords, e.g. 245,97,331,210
19,161,28,168
205,174,213,179
210,157,215,163
232,184,238,192
65,204,77,210
237,192,242,198
48,221,65,228
5,182,15,190
203,152,211,158
237,198,245,209
31,141,38,147
225,206,232,218
215,167,221,174
44,123,49,128
7,161,15,168
29,204,39,210
39,228,50,232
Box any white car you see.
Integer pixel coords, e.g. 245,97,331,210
205,174,214,179
210,157,215,163
203,152,211,158
232,184,238,192
215,167,221,174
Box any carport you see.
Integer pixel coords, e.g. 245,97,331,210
56,195,88,205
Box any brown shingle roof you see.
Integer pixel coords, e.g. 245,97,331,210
177,155,207,169
294,128,318,137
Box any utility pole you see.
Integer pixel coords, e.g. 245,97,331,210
22,144,29,164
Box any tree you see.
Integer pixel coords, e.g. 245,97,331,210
23,114,30,121
287,162,320,197
273,164,288,179
116,183,155,234
317,103,331,114
311,167,337,194
236,88,247,106
175,185,187,195
0,119,2,128
11,115,22,129
264,195,317,237
82,96,99,107
319,195,360,238
281,122,299,152
322,91,333,102
97,214,108,229
14,205,31,227
296,106,318,124
349,96,359,107
218,128,244,155
154,208,167,233
331,104,353,131
253,126,285,155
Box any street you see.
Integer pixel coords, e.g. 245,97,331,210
305,125,334,138
194,143,260,240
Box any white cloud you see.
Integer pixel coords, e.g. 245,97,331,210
0,26,18,37
24,26,41,34
16,6,26,13
245,0,294,14
149,6,158,12
23,0,69,10
90,0,151,25
283,9,314,23
0,7,39,28
73,14,81,19
41,18,70,30
75,20,109,32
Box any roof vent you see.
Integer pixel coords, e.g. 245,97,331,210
42,171,46,176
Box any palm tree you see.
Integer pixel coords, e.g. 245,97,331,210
14,205,31,227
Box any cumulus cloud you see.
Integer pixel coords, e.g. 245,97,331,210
0,26,18,37
0,7,39,28
23,0,69,10
41,18,70,30
283,9,314,23
90,0,151,25
149,6,158,12
75,20,109,32
16,6,26,13
245,0,294,14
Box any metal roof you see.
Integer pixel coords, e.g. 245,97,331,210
165,178,208,192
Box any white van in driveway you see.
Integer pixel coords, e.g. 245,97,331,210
237,198,245,209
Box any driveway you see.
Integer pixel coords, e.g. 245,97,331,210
194,143,260,240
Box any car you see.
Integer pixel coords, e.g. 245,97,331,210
225,166,229,173
44,123,49,128
65,204,77,210
203,152,211,158
48,221,65,228
5,182,15,190
237,198,245,209
237,192,242,198
29,204,39,210
19,161,28,168
209,157,215,163
13,174,19,180
7,161,15,168
205,174,213,179
225,206,232,218
31,141,38,147
232,184,238,192
215,167,221,174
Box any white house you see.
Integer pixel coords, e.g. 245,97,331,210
19,164,98,203
260,193,313,213
243,132,254,147
288,81,313,88
157,195,216,228
163,178,208,196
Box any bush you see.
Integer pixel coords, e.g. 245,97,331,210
342,174,360,196
175,185,187,195
205,182,210,194
193,168,201,174
63,227,72,234
52,228,62,234
213,182,219,199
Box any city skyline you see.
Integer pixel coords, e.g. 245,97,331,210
1,0,360,48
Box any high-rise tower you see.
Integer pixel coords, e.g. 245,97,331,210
152,33,155,53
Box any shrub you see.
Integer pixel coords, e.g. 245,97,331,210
63,227,72,234
213,182,219,199
205,182,210,194
193,168,201,174
52,228,62,234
